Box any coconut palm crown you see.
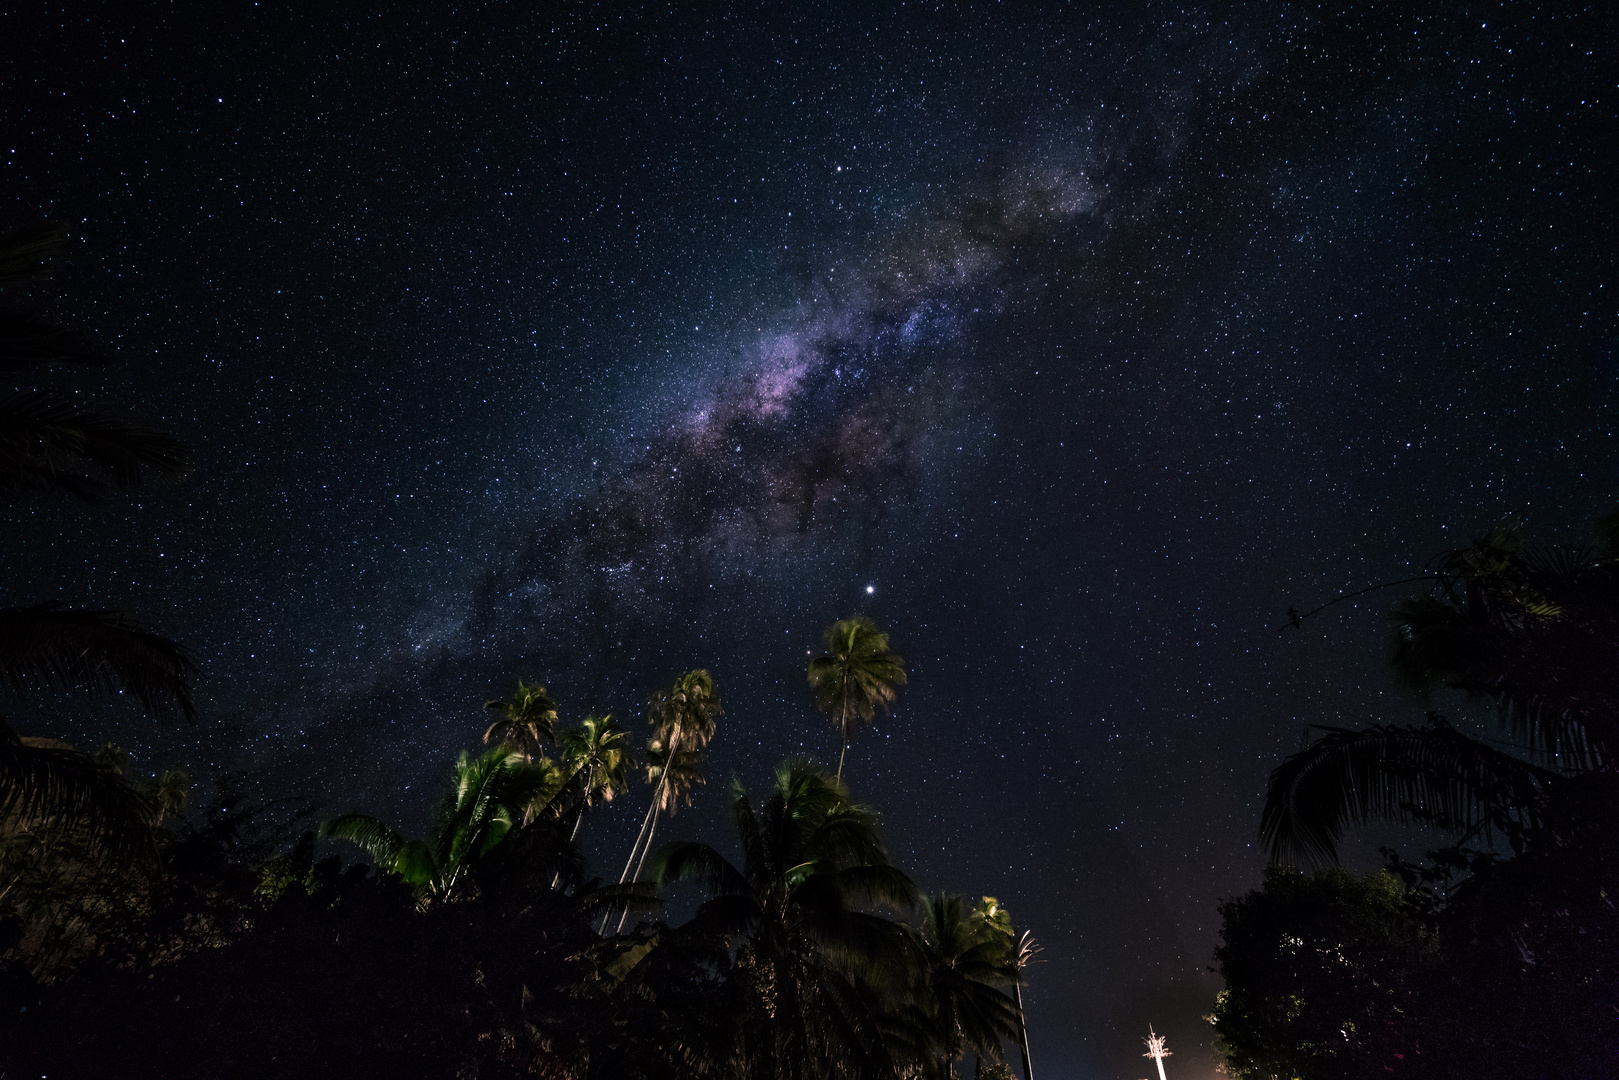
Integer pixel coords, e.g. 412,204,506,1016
558,713,634,808
807,615,907,779
648,762,919,1079
482,680,559,762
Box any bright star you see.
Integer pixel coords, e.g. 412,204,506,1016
865,585,875,594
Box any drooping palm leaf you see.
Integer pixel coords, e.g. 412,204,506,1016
318,812,411,868
0,312,107,369
0,719,156,866
0,221,70,289
0,392,192,496
1260,719,1558,865
650,839,752,898
0,603,196,722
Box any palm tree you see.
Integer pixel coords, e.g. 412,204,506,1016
649,763,920,1080
0,221,196,855
0,222,193,497
619,734,705,899
912,894,1021,1079
1008,928,1040,1080
483,680,559,763
551,714,634,889
1262,516,1619,864
557,713,635,839
808,616,907,780
607,669,722,931
320,745,573,903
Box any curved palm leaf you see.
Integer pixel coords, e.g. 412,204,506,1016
0,392,193,496
0,221,69,290
0,720,156,866
1260,719,1558,865
650,839,752,898
318,812,411,868
0,603,196,722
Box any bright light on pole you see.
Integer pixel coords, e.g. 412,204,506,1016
1143,1026,1172,1080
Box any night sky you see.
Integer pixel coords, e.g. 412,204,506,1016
3,3,1613,1076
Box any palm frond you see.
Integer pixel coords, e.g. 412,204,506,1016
0,392,192,496
574,878,664,920
318,812,410,867
833,863,920,913
0,603,196,721
1260,720,1557,865
0,313,107,369
0,720,157,866
649,839,750,895
0,221,69,289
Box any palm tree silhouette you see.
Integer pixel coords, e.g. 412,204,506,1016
320,745,573,903
609,670,721,932
649,763,919,1079
551,713,634,889
912,894,1022,1079
807,615,907,779
557,713,634,836
1262,515,1619,864
482,680,559,764
0,221,195,858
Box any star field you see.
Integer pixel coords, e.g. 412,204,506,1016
2,4,1613,1077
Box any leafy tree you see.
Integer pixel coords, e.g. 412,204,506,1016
808,616,906,779
1211,866,1436,1080
650,762,919,1080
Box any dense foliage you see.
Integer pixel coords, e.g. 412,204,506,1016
2,672,1034,1080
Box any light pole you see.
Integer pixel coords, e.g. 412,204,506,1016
1143,1026,1172,1080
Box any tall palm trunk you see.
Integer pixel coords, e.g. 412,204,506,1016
600,730,679,934
598,796,659,933
549,763,594,891
1013,980,1033,1080
617,806,663,933
835,682,851,781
